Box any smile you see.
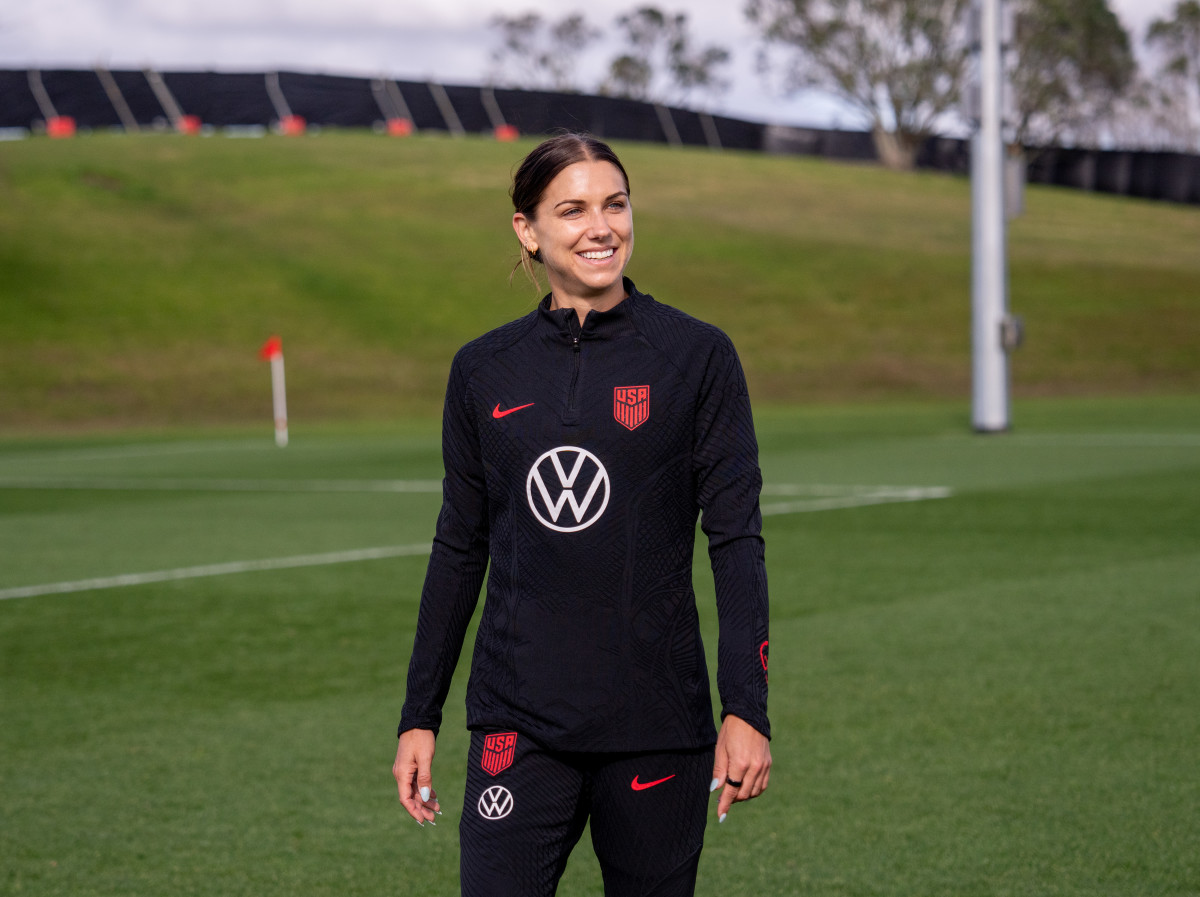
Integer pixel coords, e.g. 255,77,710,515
579,249,615,260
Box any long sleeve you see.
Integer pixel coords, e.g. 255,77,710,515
693,337,771,740
398,356,490,736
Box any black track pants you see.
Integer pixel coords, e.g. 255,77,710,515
460,731,714,897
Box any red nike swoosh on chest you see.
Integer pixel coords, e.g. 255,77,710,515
630,774,676,791
493,402,535,419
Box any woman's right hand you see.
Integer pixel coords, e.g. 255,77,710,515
394,728,440,825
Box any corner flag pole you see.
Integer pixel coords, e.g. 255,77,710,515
259,336,288,447
971,0,1011,432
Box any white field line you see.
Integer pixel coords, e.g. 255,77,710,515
761,483,944,496
996,434,1200,448
0,477,443,493
0,439,272,464
0,479,947,500
760,485,952,516
0,482,950,601
0,544,433,602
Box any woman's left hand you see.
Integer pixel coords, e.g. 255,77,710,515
711,714,771,823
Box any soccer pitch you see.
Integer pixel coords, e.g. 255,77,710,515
2,397,1198,896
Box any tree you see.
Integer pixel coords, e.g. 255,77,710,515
1097,76,1196,151
745,0,970,170
487,12,601,92
1008,0,1136,148
603,6,731,105
1146,0,1200,149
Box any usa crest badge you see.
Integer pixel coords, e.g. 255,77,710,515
481,732,518,776
613,385,650,431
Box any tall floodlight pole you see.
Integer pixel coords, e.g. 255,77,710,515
971,0,1011,431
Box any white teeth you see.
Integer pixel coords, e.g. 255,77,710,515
581,249,615,260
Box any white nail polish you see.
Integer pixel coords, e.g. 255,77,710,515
420,786,431,802
718,812,727,824
709,778,721,793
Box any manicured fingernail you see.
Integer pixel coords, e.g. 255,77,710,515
709,778,721,793
436,809,443,816
719,812,727,823
420,786,431,802
428,819,436,826
416,819,424,827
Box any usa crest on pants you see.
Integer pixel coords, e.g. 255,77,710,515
481,732,518,776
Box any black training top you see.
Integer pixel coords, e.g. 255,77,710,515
398,279,770,752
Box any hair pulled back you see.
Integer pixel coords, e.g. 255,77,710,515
511,133,630,290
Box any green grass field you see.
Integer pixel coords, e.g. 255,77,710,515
3,396,1198,896
2,132,1199,431
2,131,1198,894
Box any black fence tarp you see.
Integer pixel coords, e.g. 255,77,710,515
2,68,1197,205
276,71,381,128
162,72,275,126
1025,146,1200,205
0,70,40,124
109,70,166,124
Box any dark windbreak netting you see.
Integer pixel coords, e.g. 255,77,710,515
669,108,710,147
277,71,380,127
1154,153,1200,204
1,68,1196,204
110,70,168,123
38,70,120,128
918,136,972,174
442,84,492,132
710,113,764,151
162,72,275,126
0,70,41,126
392,81,443,131
1026,147,1200,204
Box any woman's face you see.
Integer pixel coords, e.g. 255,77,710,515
513,159,634,307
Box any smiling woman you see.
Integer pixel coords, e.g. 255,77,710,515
392,132,772,897
510,135,634,317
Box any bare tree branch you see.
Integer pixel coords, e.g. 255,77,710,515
745,0,970,169
488,11,601,92
603,6,731,106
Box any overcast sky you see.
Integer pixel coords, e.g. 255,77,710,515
0,0,1180,127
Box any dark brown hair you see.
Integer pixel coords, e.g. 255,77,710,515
510,133,630,289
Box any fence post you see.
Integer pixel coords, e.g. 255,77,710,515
428,82,465,136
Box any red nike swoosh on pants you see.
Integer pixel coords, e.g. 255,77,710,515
630,774,676,791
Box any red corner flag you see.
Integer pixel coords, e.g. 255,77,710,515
258,336,288,447
259,335,283,361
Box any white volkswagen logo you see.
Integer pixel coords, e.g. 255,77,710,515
526,446,610,533
478,785,514,820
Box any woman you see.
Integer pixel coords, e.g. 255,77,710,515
394,133,771,897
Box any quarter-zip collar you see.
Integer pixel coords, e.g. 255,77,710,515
538,277,641,343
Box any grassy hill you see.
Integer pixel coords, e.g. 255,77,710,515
1,131,1198,431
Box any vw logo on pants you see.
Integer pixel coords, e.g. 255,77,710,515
526,446,610,533
478,785,514,820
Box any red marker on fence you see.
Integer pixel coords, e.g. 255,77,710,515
259,335,288,447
